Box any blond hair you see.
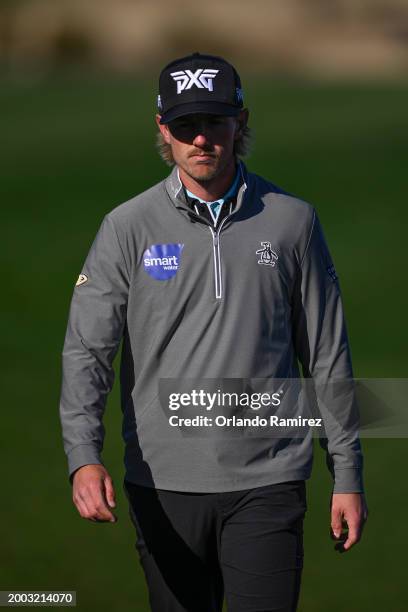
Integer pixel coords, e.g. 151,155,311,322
156,125,253,166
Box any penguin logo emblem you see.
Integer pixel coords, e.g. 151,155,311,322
256,242,278,267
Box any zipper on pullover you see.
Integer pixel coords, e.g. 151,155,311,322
209,220,226,299
208,181,247,300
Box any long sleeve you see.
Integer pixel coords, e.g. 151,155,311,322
59,214,129,480
292,210,364,493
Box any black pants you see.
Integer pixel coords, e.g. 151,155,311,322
123,480,307,612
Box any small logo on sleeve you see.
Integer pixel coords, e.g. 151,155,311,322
256,242,278,267
76,273,88,286
143,243,184,280
327,264,338,282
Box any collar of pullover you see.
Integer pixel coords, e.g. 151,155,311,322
185,166,241,225
164,159,249,226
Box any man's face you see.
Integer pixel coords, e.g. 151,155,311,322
156,112,247,182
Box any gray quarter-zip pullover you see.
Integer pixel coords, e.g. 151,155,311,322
59,161,364,493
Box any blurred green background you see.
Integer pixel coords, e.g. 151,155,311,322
2,73,407,612
1,1,408,609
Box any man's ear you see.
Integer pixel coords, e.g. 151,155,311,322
155,114,171,144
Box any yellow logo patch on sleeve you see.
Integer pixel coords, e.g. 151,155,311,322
76,273,88,287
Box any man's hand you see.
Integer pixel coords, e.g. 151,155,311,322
330,492,368,552
72,464,117,523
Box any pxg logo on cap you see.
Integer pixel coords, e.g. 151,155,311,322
171,68,219,94
158,52,244,124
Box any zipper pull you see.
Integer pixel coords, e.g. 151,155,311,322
213,233,219,247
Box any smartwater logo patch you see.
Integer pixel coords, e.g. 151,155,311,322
143,243,184,280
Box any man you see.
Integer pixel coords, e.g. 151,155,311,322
60,53,368,611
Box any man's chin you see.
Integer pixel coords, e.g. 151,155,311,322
187,162,220,182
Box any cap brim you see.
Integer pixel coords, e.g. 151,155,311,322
159,101,240,124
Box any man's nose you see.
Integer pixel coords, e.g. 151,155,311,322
191,120,211,145
192,131,210,147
